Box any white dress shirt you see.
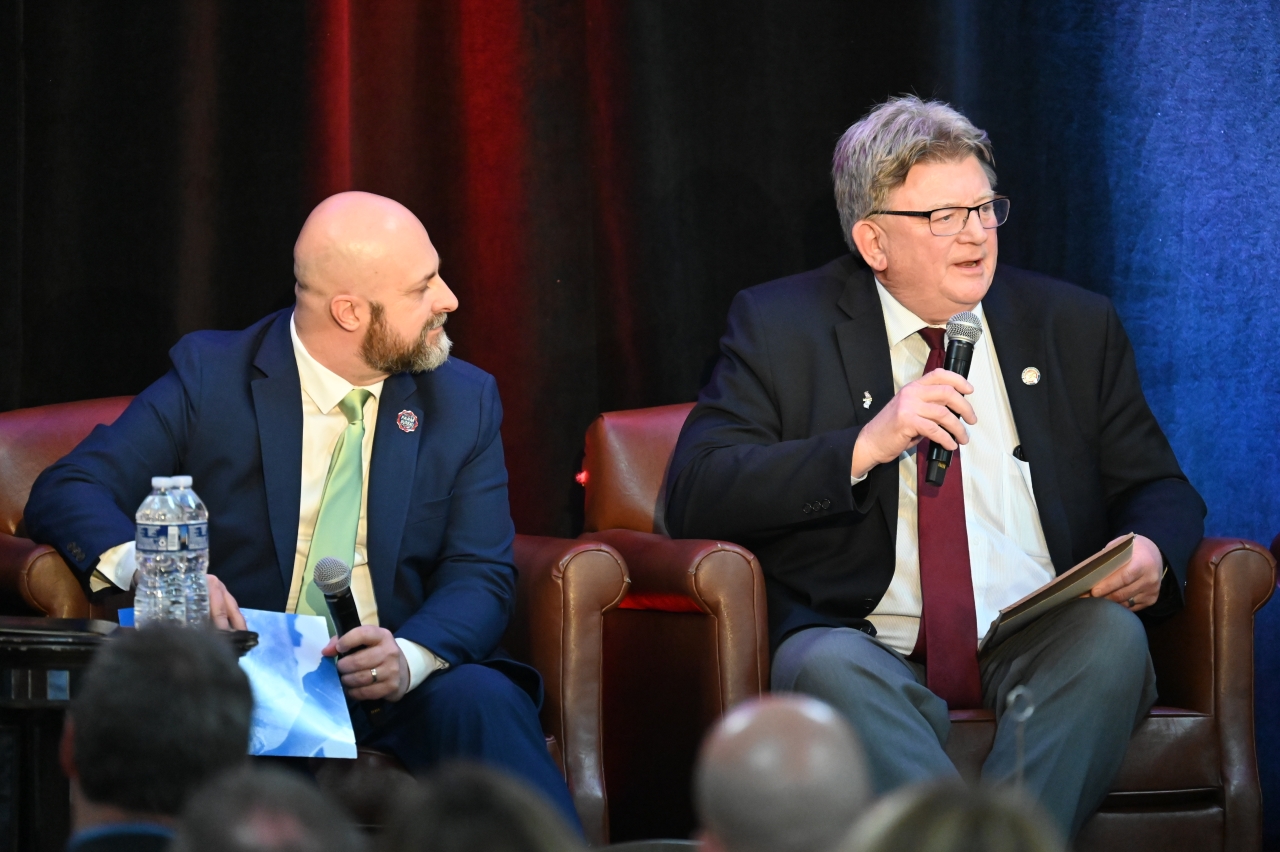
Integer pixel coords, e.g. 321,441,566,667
865,280,1056,655
93,313,443,692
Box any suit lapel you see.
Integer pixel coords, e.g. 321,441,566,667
250,313,304,593
983,277,1073,574
834,267,897,539
367,372,424,610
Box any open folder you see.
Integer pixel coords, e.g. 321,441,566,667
978,533,1135,652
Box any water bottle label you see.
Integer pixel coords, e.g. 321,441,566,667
137,523,209,552
137,524,178,552
188,522,209,550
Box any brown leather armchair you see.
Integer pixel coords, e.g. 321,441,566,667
580,402,1277,852
0,398,627,846
579,403,769,842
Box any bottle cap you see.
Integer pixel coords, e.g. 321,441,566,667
173,475,193,488
151,476,173,489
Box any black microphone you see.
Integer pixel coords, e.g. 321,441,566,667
313,556,384,720
313,556,363,645
924,311,983,487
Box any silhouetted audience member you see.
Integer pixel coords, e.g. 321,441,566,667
61,626,254,852
172,766,366,852
378,763,585,852
695,695,872,852
840,782,1066,852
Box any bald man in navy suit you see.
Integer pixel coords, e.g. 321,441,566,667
26,192,578,824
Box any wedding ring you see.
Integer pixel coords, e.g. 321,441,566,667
1126,597,1135,608
370,668,379,683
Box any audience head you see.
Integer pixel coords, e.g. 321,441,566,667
60,626,254,825
293,191,457,384
378,762,585,852
172,765,366,852
694,695,872,852
840,782,1066,852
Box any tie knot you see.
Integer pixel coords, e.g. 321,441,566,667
918,327,946,352
338,388,372,424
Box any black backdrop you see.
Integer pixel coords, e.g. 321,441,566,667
0,0,945,538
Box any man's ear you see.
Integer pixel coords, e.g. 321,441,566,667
60,715,77,780
329,296,364,332
851,220,889,272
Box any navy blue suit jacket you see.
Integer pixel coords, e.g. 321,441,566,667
26,310,521,676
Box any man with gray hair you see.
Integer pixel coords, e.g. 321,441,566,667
666,96,1204,838
695,696,871,852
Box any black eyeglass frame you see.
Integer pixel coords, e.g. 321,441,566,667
870,196,1010,236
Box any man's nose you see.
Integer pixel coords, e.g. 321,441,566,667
436,278,459,313
957,209,988,243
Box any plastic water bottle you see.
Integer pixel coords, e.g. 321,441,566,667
170,475,211,626
134,477,186,627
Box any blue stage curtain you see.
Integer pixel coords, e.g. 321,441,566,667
939,1,1280,843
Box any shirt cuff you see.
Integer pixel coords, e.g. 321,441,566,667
395,638,448,693
92,542,137,593
850,472,868,485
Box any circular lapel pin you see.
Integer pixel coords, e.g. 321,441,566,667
1021,367,1041,386
396,410,419,433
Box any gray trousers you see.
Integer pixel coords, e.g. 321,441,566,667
771,597,1157,839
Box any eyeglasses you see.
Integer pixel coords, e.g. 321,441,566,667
871,196,1010,237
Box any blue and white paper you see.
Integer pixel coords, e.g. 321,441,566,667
238,608,356,758
116,607,357,758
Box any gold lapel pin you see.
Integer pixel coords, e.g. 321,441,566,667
1021,367,1041,386
862,391,873,409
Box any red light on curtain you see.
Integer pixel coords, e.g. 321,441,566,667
308,0,352,201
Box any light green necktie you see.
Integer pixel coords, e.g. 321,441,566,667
298,388,373,635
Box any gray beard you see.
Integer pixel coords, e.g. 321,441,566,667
360,306,452,375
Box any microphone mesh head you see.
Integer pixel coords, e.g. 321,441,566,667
313,557,353,595
946,311,983,345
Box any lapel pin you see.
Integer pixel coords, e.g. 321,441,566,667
396,410,419,433
862,391,873,409
1021,367,1041,386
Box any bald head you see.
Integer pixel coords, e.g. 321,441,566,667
291,192,457,386
294,191,432,299
695,696,871,852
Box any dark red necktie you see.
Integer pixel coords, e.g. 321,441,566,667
911,327,983,709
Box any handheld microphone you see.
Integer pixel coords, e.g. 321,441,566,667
314,556,384,720
924,312,983,486
313,556,363,646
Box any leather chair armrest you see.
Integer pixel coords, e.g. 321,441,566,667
579,528,769,708
0,532,90,618
1147,538,1275,714
1147,538,1275,851
508,534,628,847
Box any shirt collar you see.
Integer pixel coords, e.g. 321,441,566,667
290,312,384,414
873,277,985,347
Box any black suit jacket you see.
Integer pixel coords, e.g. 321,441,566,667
666,256,1206,652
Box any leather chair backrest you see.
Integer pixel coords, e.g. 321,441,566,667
0,397,132,535
582,403,693,534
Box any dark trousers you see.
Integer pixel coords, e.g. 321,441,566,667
357,663,580,830
771,597,1157,839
